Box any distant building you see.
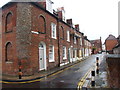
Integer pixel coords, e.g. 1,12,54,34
104,34,118,54
84,36,92,56
113,35,120,54
90,37,102,54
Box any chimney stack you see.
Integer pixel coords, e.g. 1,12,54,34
37,0,54,13
57,7,65,21
84,36,87,39
75,24,79,31
66,19,73,26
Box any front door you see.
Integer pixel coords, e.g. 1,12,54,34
39,43,45,70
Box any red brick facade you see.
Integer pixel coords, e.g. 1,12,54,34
1,2,92,76
105,34,118,54
91,38,102,54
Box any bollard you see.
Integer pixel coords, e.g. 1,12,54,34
91,71,95,76
96,63,99,66
18,66,22,79
96,57,99,74
91,71,95,87
96,66,99,74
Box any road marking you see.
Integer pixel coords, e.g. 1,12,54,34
1,61,81,84
77,55,104,89
77,68,92,89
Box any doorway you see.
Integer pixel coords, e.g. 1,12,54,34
39,42,46,71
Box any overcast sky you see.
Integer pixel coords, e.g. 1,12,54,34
0,0,119,43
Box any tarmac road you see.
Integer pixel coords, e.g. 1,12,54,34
2,53,105,89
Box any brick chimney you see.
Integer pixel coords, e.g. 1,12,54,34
81,33,84,36
57,7,65,21
57,11,62,20
66,19,73,26
84,36,87,39
75,24,79,31
37,0,53,13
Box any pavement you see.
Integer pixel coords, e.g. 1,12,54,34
1,56,90,82
80,53,108,89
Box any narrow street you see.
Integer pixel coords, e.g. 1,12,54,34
2,53,105,88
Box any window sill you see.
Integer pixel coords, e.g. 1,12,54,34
63,57,67,60
67,40,70,42
52,37,57,39
6,61,13,64
49,60,55,62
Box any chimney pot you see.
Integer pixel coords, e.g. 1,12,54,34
66,19,73,26
57,7,65,21
75,24,79,31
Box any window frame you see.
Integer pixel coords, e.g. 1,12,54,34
63,46,67,59
49,45,55,62
67,30,70,42
80,37,82,46
51,22,57,39
5,42,13,63
38,15,46,34
74,36,77,44
5,12,13,33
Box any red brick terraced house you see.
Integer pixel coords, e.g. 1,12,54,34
104,34,118,54
1,0,92,76
84,36,92,57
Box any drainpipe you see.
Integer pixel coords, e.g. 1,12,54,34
57,19,60,67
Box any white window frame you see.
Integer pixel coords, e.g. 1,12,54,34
49,45,55,62
51,23,57,39
67,30,70,42
74,36,76,44
75,50,77,58
80,38,82,45
63,46,67,59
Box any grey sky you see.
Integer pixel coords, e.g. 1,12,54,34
0,0,119,43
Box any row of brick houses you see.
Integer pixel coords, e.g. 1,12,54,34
1,0,92,76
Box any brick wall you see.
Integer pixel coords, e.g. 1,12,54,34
106,56,120,88
2,2,91,76
105,40,118,52
2,3,18,75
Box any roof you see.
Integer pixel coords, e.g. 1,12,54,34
90,39,101,44
117,35,120,40
106,34,117,40
104,34,117,44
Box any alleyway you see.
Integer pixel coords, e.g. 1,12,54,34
2,53,105,89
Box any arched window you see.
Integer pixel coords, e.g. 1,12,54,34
5,42,13,62
38,15,46,34
61,26,64,39
6,12,13,32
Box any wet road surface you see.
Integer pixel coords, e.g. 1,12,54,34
2,54,105,88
